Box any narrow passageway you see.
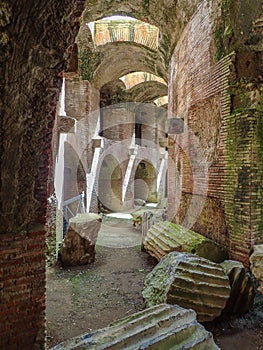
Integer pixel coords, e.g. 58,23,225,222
2,1,263,349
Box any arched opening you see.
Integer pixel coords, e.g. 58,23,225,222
134,160,157,203
98,155,123,212
89,15,159,50
64,142,86,203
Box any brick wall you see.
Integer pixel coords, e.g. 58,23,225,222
168,0,263,265
168,0,230,245
0,231,46,350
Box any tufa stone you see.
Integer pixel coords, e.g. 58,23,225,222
60,213,102,266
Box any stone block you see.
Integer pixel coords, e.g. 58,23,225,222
60,213,102,266
58,116,75,133
142,221,228,263
220,260,255,315
250,245,263,294
134,198,146,206
50,304,220,349
143,252,230,322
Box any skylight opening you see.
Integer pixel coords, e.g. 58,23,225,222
88,15,159,50
154,96,168,106
120,72,166,89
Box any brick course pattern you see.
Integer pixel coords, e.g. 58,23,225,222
168,0,263,266
0,231,46,350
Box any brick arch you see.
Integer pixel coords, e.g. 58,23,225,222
126,80,168,103
81,0,202,63
91,17,159,50
120,71,166,89
91,41,167,89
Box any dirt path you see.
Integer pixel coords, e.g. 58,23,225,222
46,220,156,348
46,220,263,349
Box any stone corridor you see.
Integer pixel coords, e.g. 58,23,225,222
1,0,263,349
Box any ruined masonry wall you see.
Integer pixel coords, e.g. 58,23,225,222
0,1,86,349
0,231,46,349
168,0,229,248
168,0,263,266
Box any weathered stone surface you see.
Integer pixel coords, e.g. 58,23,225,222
220,260,255,315
134,198,146,206
250,245,263,294
131,209,165,229
92,42,167,89
50,304,220,349
143,221,228,263
58,116,75,133
143,252,230,322
60,213,102,266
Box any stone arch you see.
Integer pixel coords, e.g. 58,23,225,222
63,142,86,227
81,0,202,63
98,154,123,212
126,80,167,103
92,41,167,89
134,160,157,203
100,79,126,107
64,142,86,201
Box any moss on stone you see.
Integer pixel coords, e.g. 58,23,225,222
257,89,263,237
214,0,234,61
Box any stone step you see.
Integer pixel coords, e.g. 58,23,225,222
143,252,230,322
142,221,228,263
50,304,220,349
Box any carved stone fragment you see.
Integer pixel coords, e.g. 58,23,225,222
143,252,230,322
50,304,220,349
142,221,228,263
220,260,255,315
60,213,102,266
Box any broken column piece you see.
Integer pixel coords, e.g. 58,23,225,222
60,213,102,266
142,221,228,263
220,260,255,315
143,252,230,322
250,245,263,294
50,304,220,349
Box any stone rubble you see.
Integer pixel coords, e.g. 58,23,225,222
250,245,263,294
142,221,228,263
50,304,220,349
60,213,102,266
220,260,255,315
142,252,230,322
